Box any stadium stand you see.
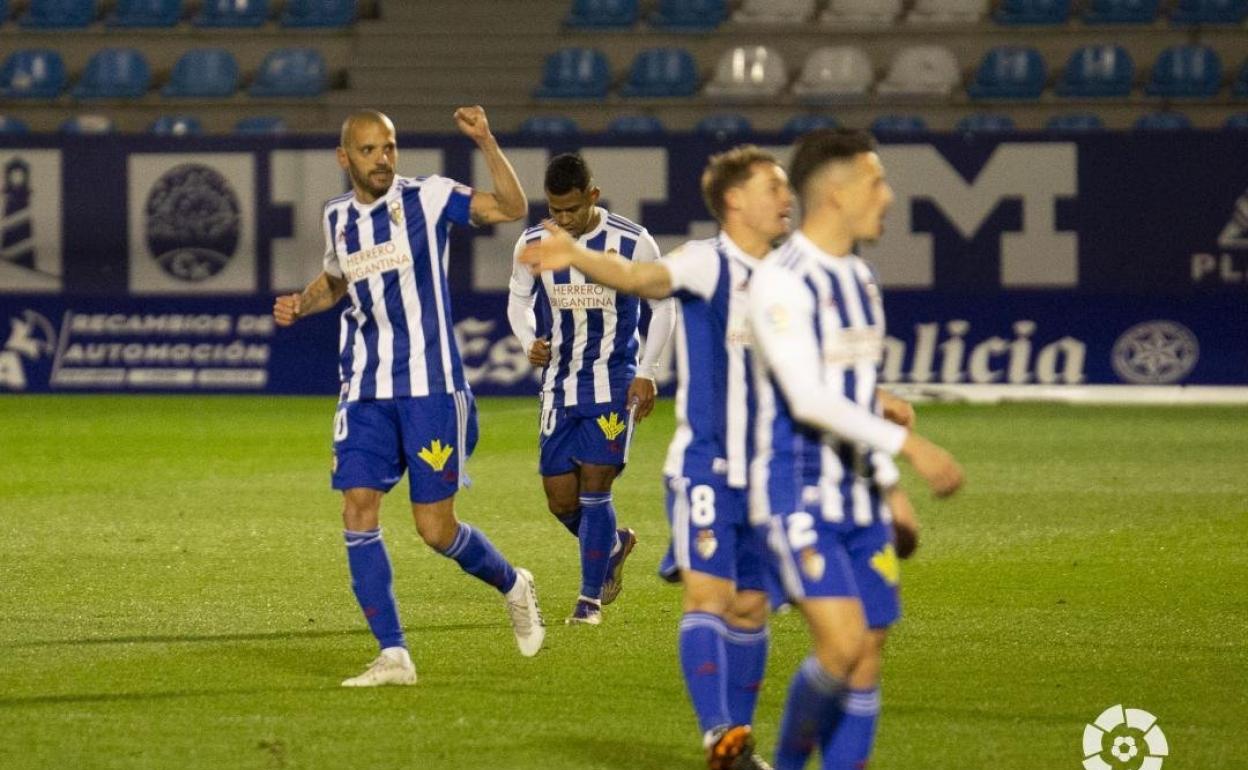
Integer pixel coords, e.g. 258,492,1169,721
649,0,727,30
60,114,115,133
1145,45,1222,98
248,48,328,97
162,49,240,99
519,114,580,135
107,0,183,28
1056,45,1135,98
281,0,357,28
1235,60,1248,97
993,0,1071,24
820,0,902,25
792,46,873,101
0,50,67,99
870,114,929,134
1170,0,1248,24
782,112,839,137
1225,112,1248,129
956,112,1017,133
1082,0,1160,23
1045,112,1107,132
733,0,816,24
966,46,1047,100
605,113,666,135
564,0,639,28
695,112,752,139
876,45,962,97
72,48,151,100
703,45,788,100
234,115,289,134
1134,111,1194,129
0,115,30,133
620,47,699,97
21,0,94,28
907,0,988,24
149,114,203,135
534,47,611,99
194,0,269,27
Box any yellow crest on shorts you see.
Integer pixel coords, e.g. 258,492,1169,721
597,412,626,441
870,544,901,586
418,440,454,471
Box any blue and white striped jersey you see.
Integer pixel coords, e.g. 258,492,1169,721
748,231,905,529
661,234,758,489
509,207,664,410
322,174,472,402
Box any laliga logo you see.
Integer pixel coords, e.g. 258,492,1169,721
1082,705,1168,770
0,309,56,390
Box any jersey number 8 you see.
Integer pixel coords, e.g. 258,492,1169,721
690,484,716,527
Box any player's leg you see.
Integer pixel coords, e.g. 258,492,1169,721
539,406,584,536
568,462,623,621
541,471,582,536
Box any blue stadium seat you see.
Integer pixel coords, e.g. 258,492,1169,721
1082,0,1159,23
565,0,639,28
1170,0,1248,24
249,48,327,97
1056,45,1134,97
0,1,8,23
650,0,727,30
235,115,288,134
696,113,751,140
1224,112,1248,130
967,46,1047,99
163,49,239,98
1134,111,1192,130
73,48,151,99
60,114,115,134
150,115,203,136
21,0,94,27
0,50,67,98
194,0,268,27
782,114,840,138
994,0,1070,24
0,116,30,134
1045,112,1106,132
1145,45,1222,98
108,0,182,27
956,113,1016,133
518,115,580,136
605,114,665,136
870,114,928,135
620,48,699,97
281,0,355,27
534,48,610,99
1234,59,1248,97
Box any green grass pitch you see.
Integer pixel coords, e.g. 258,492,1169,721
1,396,1245,769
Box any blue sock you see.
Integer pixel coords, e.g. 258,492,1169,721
554,507,582,537
437,522,517,594
344,528,405,651
678,612,732,735
821,688,880,770
577,492,617,600
775,657,847,770
724,623,769,727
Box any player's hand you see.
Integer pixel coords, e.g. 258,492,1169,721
887,487,920,559
528,338,551,368
519,221,578,275
273,293,302,327
453,105,493,144
900,434,963,498
879,389,916,429
626,376,657,423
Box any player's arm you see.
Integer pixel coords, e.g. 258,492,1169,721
877,387,915,428
453,106,527,225
273,271,348,327
748,267,963,497
519,222,673,299
506,236,550,369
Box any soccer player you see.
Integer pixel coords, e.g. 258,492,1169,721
520,145,790,770
747,128,963,769
506,153,675,625
272,107,545,687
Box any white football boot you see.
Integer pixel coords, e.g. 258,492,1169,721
504,567,545,657
341,646,417,687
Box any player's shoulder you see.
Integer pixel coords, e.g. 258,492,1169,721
522,222,547,239
667,237,720,261
324,190,354,213
602,210,646,238
761,238,811,276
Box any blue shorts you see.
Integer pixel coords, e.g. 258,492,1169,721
332,391,478,504
538,397,635,477
662,475,768,594
761,513,901,630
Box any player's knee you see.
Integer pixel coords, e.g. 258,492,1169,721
727,590,769,629
545,492,580,517
579,464,617,493
415,513,458,551
341,489,382,530
682,581,734,616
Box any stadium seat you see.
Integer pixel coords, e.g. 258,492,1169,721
782,113,839,138
534,48,610,99
249,48,327,97
1145,45,1222,98
1082,0,1159,23
1133,111,1192,130
72,48,151,100
518,115,580,136
235,115,288,134
907,0,987,23
605,114,666,136
704,46,788,100
967,46,1047,99
1170,0,1248,24
820,0,902,25
870,114,928,134
0,50,67,98
194,0,268,27
956,113,1016,133
620,48,699,98
0,116,30,134
0,1,8,23
993,0,1070,24
876,46,961,98
1045,112,1106,132
733,0,816,24
1234,59,1248,97
281,0,354,27
163,49,239,98
792,46,873,101
108,0,182,27
21,0,94,27
60,114,115,134
650,0,726,30
564,0,639,28
695,113,752,140
1056,45,1134,97
1224,112,1248,130
150,115,203,136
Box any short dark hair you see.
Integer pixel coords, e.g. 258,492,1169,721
788,129,877,203
700,145,778,223
544,153,592,195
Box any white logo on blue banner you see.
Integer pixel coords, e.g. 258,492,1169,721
0,151,63,292
128,154,256,294
1217,187,1248,250
1111,320,1199,384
